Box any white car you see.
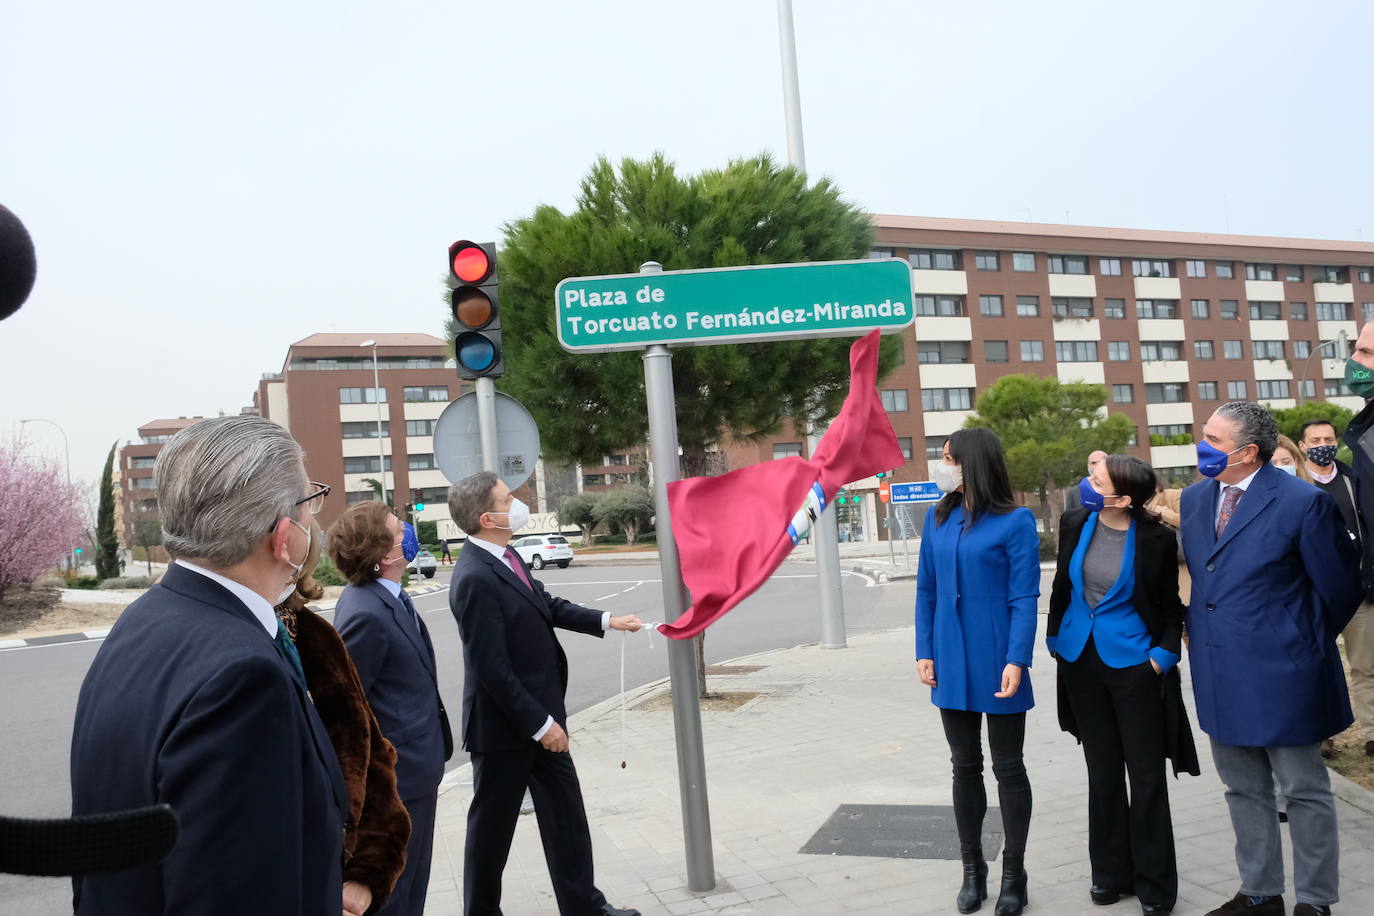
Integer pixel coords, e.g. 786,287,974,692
511,535,574,570
406,550,438,579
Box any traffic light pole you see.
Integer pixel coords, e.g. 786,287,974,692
640,261,715,893
475,376,499,473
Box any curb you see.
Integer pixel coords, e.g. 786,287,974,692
1329,765,1374,817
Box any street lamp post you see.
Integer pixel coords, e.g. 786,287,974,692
20,417,75,572
1297,330,1349,405
359,340,388,506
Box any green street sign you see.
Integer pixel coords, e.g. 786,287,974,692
555,258,914,353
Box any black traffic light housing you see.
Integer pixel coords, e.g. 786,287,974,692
448,240,502,380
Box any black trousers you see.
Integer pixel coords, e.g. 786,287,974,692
464,745,606,916
1060,638,1176,908
939,708,1032,859
378,790,436,915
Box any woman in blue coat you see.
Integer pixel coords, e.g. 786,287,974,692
917,428,1040,916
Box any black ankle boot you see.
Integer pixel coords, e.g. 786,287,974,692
957,847,988,913
993,853,1029,916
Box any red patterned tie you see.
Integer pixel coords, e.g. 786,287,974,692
1216,485,1242,537
503,547,534,590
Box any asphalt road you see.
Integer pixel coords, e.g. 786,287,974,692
0,561,914,913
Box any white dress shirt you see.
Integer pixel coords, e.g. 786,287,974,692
175,559,278,638
1214,465,1262,529
378,577,402,599
464,535,609,741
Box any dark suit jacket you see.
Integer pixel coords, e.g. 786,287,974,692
1181,462,1362,745
334,579,452,801
1343,404,1374,600
70,563,347,915
1048,509,1200,776
448,542,604,752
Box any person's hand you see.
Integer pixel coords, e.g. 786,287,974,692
343,881,373,916
1150,658,1163,675
610,614,643,632
540,721,569,753
916,658,936,687
995,664,1023,698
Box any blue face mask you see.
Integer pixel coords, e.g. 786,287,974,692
1275,463,1298,476
401,522,420,562
1196,440,1246,478
1078,476,1106,513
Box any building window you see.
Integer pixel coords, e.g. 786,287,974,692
606,454,630,466
1223,340,1243,359
985,340,1009,363
1145,382,1187,404
405,419,437,437
1103,298,1126,319
1360,268,1374,284
868,247,895,259
1220,299,1239,319
898,438,915,460
1248,301,1282,320
1132,259,1173,278
1186,260,1207,278
1099,258,1122,276
913,295,966,317
772,442,803,459
880,389,909,412
131,477,156,490
975,251,999,271
917,341,970,364
1291,301,1308,321
1137,299,1178,319
128,456,156,469
1197,381,1219,400
1292,340,1312,359
1191,299,1210,319
343,455,391,473
908,249,960,270
1194,339,1215,360
1056,341,1099,362
1365,303,1374,322
979,294,1003,316
1216,261,1235,279
346,490,376,507
1256,379,1291,400
1326,378,1353,397
1126,428,1139,447
1012,252,1036,272
403,385,450,402
1051,297,1094,318
1316,302,1350,320
1107,341,1130,361
1016,295,1040,317
1246,263,1277,281
922,388,974,411
1285,265,1304,282
339,386,387,404
1253,340,1285,360
341,421,389,439
1140,340,1183,361
408,453,438,470
582,474,606,487
1111,384,1134,404
1047,255,1089,275
1315,266,1349,283
1227,380,1248,399
1297,379,1317,399
1149,424,1192,442
924,436,944,460
1019,340,1045,362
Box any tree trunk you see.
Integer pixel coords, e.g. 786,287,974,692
625,520,639,546
1038,483,1053,539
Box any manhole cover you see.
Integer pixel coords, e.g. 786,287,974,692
800,804,1004,861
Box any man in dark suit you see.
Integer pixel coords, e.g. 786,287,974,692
70,416,348,915
1181,402,1361,916
330,502,453,915
447,471,642,916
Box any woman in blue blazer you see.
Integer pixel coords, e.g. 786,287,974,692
917,427,1040,916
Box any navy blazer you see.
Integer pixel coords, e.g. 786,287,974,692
448,543,604,752
334,579,452,801
1181,462,1362,746
70,563,347,915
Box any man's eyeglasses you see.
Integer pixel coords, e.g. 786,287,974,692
295,481,331,515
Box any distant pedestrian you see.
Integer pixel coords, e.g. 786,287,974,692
916,427,1039,916
70,416,347,915
439,537,452,565
1048,454,1199,915
1182,402,1361,916
1273,433,1314,483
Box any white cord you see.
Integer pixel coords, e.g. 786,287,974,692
617,622,664,769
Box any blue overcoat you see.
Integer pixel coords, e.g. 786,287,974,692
916,503,1041,714
1180,462,1362,746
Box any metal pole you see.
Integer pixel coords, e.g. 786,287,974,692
475,377,499,473
371,343,388,505
640,261,715,893
1297,333,1347,405
21,418,75,572
886,502,895,567
776,0,806,173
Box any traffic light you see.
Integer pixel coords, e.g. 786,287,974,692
448,240,502,380
413,488,426,512
875,470,888,479
836,489,849,505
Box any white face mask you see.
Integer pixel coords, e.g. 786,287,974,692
488,497,530,533
277,519,311,606
932,462,963,494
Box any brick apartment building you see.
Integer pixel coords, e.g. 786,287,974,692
118,416,206,560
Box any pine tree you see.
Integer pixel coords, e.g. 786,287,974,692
95,443,119,580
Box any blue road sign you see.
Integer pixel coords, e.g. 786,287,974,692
889,481,942,504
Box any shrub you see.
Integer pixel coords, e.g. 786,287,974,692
312,557,347,587
1038,531,1058,561
97,576,152,589
71,576,100,590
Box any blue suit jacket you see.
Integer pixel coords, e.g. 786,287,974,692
334,579,452,801
70,563,346,915
916,504,1041,714
1181,462,1362,746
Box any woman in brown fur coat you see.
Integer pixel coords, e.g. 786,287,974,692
277,522,411,916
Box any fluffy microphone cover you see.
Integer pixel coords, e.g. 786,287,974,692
0,203,37,321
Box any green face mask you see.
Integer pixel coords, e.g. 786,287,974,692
1347,358,1374,399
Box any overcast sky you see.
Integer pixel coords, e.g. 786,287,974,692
3,0,1370,487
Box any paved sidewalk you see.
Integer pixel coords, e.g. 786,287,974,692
425,626,1374,916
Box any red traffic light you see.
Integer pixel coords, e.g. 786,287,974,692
450,241,492,284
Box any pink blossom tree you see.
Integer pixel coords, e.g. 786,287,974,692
0,436,85,601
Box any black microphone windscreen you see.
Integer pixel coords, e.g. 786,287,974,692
0,203,37,321
0,805,179,877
